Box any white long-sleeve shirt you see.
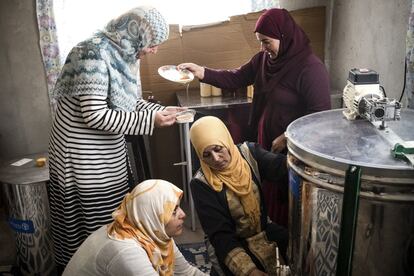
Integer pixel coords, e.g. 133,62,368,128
63,226,207,276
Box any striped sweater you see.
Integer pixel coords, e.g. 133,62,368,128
48,95,163,266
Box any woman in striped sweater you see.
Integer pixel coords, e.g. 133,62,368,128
48,6,183,270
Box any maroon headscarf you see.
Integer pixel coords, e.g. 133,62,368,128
249,8,313,134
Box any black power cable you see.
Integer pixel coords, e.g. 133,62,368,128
399,59,407,103
379,85,387,98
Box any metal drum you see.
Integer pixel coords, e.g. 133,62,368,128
285,109,414,276
0,153,55,275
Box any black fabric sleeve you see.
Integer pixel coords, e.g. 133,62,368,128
246,142,288,182
190,178,245,264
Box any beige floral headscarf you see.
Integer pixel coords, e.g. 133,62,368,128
103,6,169,64
107,179,182,275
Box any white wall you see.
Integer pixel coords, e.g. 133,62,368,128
282,0,410,103
0,1,51,161
329,0,410,101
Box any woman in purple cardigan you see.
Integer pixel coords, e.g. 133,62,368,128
179,8,331,227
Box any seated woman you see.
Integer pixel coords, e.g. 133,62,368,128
189,116,288,276
63,179,207,276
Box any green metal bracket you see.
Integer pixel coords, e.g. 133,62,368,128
336,165,362,276
391,142,414,166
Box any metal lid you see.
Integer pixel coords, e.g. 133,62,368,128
0,152,49,185
286,109,414,180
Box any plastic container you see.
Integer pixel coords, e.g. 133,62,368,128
211,86,222,96
247,85,254,98
200,83,212,97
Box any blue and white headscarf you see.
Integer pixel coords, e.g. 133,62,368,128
53,6,169,111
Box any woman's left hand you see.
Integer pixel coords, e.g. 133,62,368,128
271,133,287,153
154,110,177,127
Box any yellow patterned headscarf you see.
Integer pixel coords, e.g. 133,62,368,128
190,116,260,232
107,179,182,276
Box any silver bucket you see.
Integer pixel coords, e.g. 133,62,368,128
0,153,56,275
285,109,414,276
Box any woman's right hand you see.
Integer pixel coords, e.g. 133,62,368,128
177,63,205,80
154,110,177,128
248,268,268,276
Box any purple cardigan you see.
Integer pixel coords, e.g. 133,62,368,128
202,52,331,149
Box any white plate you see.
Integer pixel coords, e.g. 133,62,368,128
158,65,194,84
175,109,196,123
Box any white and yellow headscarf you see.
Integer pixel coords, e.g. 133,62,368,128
107,179,182,276
189,116,260,232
